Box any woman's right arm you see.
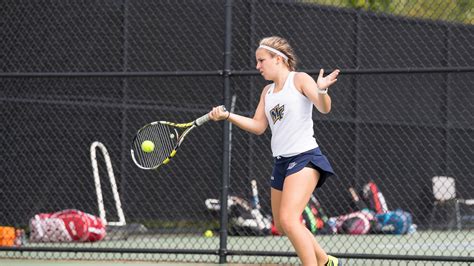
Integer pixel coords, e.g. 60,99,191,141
209,86,269,135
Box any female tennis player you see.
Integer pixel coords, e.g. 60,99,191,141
209,36,340,266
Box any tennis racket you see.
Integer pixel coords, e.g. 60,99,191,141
349,187,369,211
131,106,225,170
250,179,261,210
250,179,269,231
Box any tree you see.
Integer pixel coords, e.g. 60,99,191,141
305,0,473,24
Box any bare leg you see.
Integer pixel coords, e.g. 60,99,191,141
271,188,283,233
272,167,328,266
306,223,328,265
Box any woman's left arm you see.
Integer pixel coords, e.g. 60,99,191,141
296,69,339,114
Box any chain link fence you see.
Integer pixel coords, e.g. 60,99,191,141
1,0,473,265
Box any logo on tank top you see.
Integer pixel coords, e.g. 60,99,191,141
269,104,285,124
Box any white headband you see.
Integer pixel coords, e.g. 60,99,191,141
258,45,288,61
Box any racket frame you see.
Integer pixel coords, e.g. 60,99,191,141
131,112,210,170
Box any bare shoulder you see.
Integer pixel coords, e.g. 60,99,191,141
294,72,314,85
260,84,272,97
293,72,315,93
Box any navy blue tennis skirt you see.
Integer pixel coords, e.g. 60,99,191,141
271,147,335,191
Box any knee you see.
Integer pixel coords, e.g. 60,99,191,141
278,214,300,235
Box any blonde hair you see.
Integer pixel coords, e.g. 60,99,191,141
259,36,297,71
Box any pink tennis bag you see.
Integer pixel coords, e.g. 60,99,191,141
29,209,106,242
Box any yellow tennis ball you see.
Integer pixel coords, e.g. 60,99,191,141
141,140,155,153
203,230,213,238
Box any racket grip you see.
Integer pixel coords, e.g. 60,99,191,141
195,105,227,126
195,113,210,126
251,179,260,210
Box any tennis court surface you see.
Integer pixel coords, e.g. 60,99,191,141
1,230,473,265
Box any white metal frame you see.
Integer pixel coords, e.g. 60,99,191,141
90,141,126,226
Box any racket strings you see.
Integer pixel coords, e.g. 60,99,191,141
133,123,177,168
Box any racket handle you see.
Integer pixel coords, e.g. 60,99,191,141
195,113,210,126
195,105,227,126
251,179,260,210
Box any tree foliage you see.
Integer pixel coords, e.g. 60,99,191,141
305,0,473,24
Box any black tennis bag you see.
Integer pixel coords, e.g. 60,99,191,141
205,196,272,236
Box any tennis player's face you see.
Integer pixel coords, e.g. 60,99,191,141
255,49,278,81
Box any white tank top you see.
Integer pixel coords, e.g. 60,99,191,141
264,72,318,157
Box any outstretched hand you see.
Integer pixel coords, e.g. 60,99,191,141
317,68,340,89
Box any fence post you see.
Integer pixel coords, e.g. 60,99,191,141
219,0,233,264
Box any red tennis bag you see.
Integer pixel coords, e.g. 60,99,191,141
335,211,375,235
30,209,106,242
